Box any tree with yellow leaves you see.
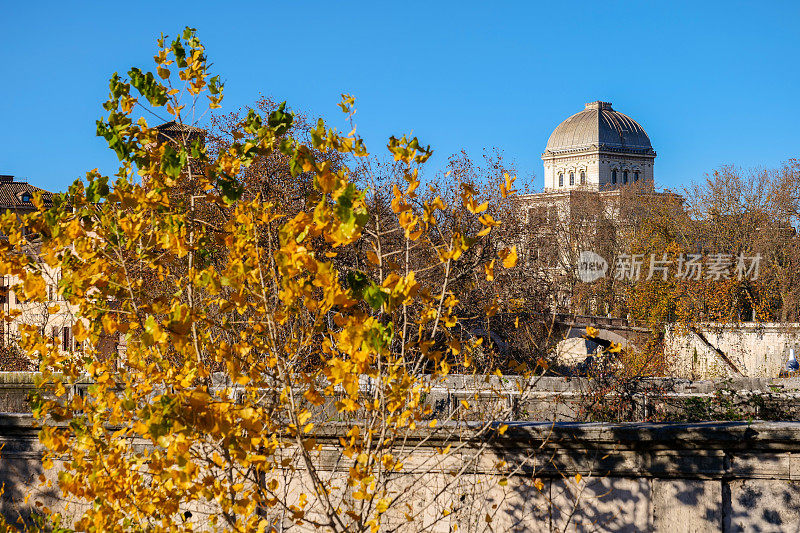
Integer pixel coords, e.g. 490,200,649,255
0,28,529,532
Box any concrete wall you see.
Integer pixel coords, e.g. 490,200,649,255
4,415,800,531
666,323,800,379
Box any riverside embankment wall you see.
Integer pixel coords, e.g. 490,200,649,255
3,373,800,531
4,372,800,422
3,415,800,531
665,323,800,379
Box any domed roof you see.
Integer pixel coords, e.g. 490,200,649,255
544,102,654,154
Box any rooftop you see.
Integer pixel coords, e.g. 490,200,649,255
0,176,53,210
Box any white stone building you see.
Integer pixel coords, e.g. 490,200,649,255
514,100,681,317
517,100,671,246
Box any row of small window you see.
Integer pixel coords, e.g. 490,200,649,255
558,171,587,187
611,169,639,185
0,323,75,352
557,170,640,187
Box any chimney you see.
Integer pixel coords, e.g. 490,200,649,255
0,175,14,184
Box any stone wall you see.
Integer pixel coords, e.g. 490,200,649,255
5,373,800,422
666,323,800,379
4,372,800,530
4,414,800,531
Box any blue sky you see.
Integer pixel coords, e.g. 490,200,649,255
2,1,799,193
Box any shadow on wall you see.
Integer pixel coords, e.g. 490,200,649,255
478,422,800,532
0,434,60,529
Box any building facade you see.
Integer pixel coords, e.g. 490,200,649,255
0,176,72,356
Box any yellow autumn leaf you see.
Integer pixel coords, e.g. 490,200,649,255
376,498,391,513
23,274,46,300
72,320,88,343
500,172,517,198
478,213,501,227
484,259,495,281
498,246,518,268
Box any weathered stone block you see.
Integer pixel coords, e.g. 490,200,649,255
550,476,650,532
649,450,726,477
449,475,550,533
725,479,800,532
652,479,722,532
730,453,790,479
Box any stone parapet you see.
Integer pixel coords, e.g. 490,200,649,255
3,417,800,530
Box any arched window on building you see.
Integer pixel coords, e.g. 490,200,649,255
558,174,563,187
623,170,628,184
634,171,639,182
580,170,586,185
611,169,617,184
569,172,575,186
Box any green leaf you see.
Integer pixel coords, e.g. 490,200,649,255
171,38,187,68
346,271,388,310
216,173,243,204
189,137,206,161
268,101,293,136
160,145,188,179
244,109,263,134
346,271,370,299
208,75,223,95
128,68,168,106
365,321,394,351
363,284,389,311
85,175,110,203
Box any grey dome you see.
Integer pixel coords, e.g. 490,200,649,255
544,102,654,154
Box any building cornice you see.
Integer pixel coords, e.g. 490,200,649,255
542,145,656,160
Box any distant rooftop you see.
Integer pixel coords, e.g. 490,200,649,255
155,121,206,134
0,175,53,210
